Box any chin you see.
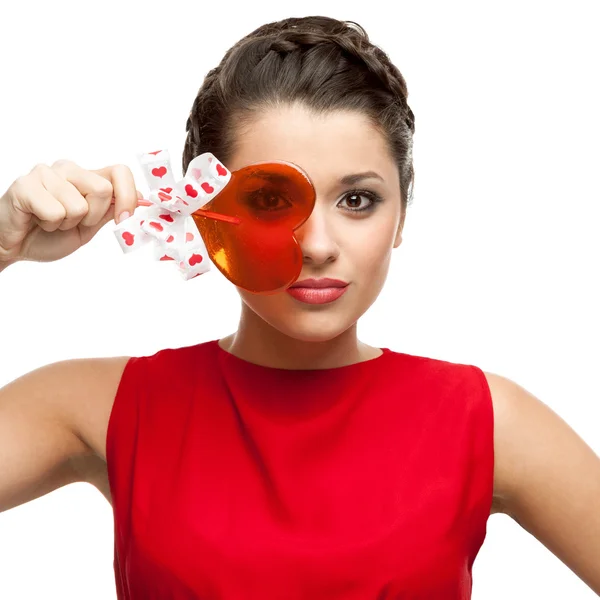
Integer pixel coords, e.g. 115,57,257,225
241,291,368,343
271,310,354,342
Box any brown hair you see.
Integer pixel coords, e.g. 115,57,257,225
183,15,415,209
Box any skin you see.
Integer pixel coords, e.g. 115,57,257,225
485,372,600,592
1,102,598,594
214,102,600,593
218,102,404,370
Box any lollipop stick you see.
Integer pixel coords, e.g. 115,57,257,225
110,197,241,225
193,209,241,225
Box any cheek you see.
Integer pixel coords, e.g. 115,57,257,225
348,223,396,280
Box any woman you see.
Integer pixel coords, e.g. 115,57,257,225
0,15,598,599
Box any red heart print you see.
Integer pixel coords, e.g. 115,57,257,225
159,214,174,222
201,182,214,194
189,254,203,266
186,232,194,242
140,220,145,226
158,191,172,202
122,231,135,246
149,150,162,156
185,184,198,198
216,164,227,177
160,187,173,193
160,254,174,261
149,222,164,232
166,235,174,243
152,166,167,178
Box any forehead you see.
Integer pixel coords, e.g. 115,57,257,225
228,104,397,185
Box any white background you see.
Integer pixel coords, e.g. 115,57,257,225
1,0,599,598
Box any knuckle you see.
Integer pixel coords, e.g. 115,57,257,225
9,175,26,196
55,204,68,220
91,178,114,198
50,158,74,170
31,162,50,176
46,203,67,222
111,163,132,176
67,199,89,218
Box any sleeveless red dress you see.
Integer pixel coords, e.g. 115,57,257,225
106,339,493,599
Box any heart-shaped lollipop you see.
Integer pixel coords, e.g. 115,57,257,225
114,150,316,295
191,161,316,295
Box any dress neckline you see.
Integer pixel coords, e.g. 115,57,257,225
212,339,392,373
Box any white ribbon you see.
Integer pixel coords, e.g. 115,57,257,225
113,149,231,280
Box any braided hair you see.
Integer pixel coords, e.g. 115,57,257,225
183,16,415,208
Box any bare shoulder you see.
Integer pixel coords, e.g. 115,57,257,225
42,355,131,462
481,370,600,592
4,355,129,457
481,370,577,514
482,369,556,516
37,355,131,504
0,356,130,511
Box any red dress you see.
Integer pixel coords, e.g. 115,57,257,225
107,339,493,599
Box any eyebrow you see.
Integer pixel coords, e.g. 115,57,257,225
246,168,290,184
339,171,384,185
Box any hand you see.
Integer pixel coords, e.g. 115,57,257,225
0,159,142,264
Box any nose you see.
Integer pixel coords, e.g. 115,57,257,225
294,204,340,266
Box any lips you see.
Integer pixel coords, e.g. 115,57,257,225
286,285,348,304
289,278,348,289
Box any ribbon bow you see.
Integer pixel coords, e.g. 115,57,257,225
113,149,233,280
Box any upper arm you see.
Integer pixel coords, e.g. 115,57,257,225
485,371,600,594
0,356,129,513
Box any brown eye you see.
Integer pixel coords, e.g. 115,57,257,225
338,190,383,213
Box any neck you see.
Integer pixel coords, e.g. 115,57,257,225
219,304,380,370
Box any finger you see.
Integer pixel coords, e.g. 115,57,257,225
49,160,115,227
35,165,96,231
91,164,138,225
11,172,72,233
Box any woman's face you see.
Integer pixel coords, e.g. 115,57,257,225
226,103,405,343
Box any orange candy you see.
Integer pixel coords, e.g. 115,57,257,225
191,161,316,295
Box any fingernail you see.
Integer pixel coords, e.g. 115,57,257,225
118,211,131,224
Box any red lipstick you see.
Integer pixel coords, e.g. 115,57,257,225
286,278,349,304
